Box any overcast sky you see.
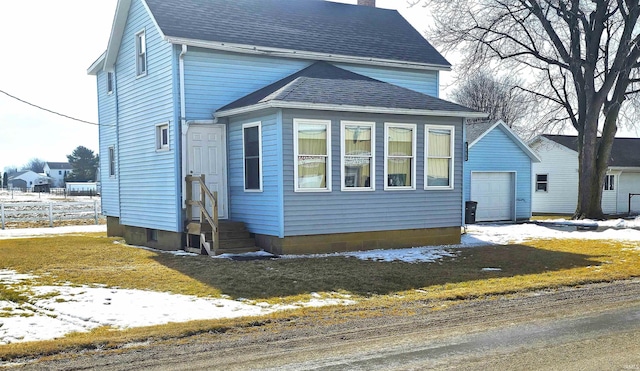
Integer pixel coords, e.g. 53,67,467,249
0,0,437,173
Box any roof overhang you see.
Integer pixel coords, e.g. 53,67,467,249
470,120,541,162
87,52,106,75
215,101,487,118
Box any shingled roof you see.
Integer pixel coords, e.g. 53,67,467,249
216,62,482,117
143,0,450,68
45,162,72,170
543,135,640,167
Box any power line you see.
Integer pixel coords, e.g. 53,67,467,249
0,89,108,127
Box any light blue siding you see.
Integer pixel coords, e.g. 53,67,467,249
114,0,179,232
465,126,533,220
336,63,439,97
228,110,282,236
281,110,463,236
96,71,120,217
182,50,442,120
183,49,311,119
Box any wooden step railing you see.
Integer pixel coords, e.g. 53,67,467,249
185,175,218,255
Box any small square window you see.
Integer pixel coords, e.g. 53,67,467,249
156,124,169,150
536,174,548,192
147,229,158,242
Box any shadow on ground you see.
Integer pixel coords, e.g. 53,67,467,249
151,244,599,300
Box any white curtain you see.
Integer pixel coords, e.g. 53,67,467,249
298,124,327,188
427,129,451,187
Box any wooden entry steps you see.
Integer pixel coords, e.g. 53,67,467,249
186,220,259,255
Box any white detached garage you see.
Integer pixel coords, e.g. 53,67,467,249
464,121,541,223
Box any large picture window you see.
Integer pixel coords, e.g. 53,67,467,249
341,121,374,191
384,123,416,190
425,125,454,189
294,119,331,191
243,122,262,191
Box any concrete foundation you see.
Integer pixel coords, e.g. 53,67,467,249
106,217,183,251
255,226,461,255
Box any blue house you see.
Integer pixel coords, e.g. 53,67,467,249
464,120,540,222
88,0,485,254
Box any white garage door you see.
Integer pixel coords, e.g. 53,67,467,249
470,172,514,222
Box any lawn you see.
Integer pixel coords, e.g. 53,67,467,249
1,231,639,360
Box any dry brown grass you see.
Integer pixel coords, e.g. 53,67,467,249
1,233,639,361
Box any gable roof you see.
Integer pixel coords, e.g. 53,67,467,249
542,135,640,167
467,120,541,162
45,162,72,170
93,0,451,74
216,62,485,118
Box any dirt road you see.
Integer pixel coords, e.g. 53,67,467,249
9,279,640,370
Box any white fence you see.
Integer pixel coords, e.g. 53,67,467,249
0,201,102,229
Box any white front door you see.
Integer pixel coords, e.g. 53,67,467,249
187,124,228,219
471,172,514,222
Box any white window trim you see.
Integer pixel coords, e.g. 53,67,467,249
341,121,375,191
294,118,332,192
156,123,170,151
135,29,147,77
108,146,116,178
106,72,114,95
424,125,455,190
384,122,416,191
535,173,548,192
604,174,615,191
242,122,263,192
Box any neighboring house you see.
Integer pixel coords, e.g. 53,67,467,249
8,171,50,190
87,0,484,254
464,121,540,222
44,162,73,187
530,135,640,215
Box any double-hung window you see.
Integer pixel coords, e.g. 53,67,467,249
341,121,374,190
384,123,416,190
536,174,548,192
243,122,262,191
108,146,116,177
604,174,615,191
156,123,169,150
107,72,114,94
294,119,331,191
135,30,147,77
425,125,454,189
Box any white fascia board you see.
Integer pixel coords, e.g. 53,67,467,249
104,0,132,70
164,36,452,72
215,101,488,119
103,0,165,72
473,120,542,162
468,120,502,148
87,52,106,75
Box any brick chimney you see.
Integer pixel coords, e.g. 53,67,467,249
357,0,376,7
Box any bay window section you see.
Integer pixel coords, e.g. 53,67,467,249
384,123,416,190
341,121,374,190
243,122,262,191
425,126,454,189
294,119,331,191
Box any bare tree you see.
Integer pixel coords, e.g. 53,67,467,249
417,0,640,219
449,71,534,133
21,158,46,173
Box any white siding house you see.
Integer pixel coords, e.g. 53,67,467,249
531,135,640,215
44,162,73,187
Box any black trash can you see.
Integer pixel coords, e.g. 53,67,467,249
465,201,478,224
